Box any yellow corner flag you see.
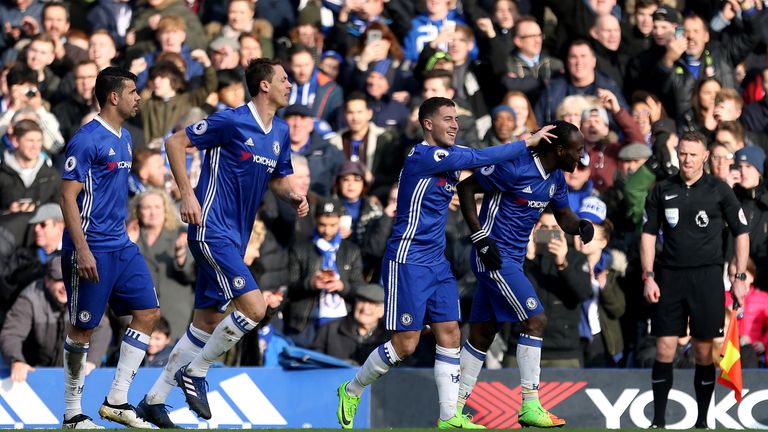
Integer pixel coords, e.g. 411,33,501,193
718,314,743,403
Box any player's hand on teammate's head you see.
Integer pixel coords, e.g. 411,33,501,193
290,192,309,217
578,219,594,244
525,125,557,147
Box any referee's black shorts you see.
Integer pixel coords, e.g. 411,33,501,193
651,265,726,339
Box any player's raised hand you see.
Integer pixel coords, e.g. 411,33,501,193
76,246,99,282
470,230,502,270
525,124,557,148
180,192,202,225
290,192,309,217
578,219,594,243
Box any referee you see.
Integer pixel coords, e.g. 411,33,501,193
640,131,749,429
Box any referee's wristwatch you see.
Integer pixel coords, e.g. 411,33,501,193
734,272,747,281
642,271,655,281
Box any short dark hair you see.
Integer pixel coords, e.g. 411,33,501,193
568,39,595,57
245,58,281,96
289,43,315,60
345,91,368,108
217,68,243,91
154,316,171,337
533,120,581,155
94,67,137,109
6,64,37,87
717,121,745,144
148,60,184,92
131,148,161,174
12,119,42,139
423,69,453,90
635,0,660,11
680,130,708,147
513,15,538,38
418,97,455,129
597,218,614,243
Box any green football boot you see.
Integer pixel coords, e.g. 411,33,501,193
437,413,487,429
518,400,566,428
337,381,361,429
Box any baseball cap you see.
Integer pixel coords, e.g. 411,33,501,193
337,160,366,178
316,198,347,218
735,146,766,175
321,50,344,64
284,104,313,118
618,142,653,161
355,283,385,303
578,196,607,223
45,255,63,281
29,203,63,224
581,107,610,125
653,5,681,24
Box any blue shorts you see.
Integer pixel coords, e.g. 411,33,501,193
380,258,460,331
62,243,158,329
188,240,259,312
470,264,544,323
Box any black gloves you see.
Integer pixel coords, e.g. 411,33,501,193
470,230,502,271
579,219,595,243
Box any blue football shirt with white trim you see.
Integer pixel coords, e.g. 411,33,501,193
186,101,292,254
62,116,134,252
383,140,528,265
473,149,569,269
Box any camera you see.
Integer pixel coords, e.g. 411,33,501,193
25,87,38,98
534,229,561,255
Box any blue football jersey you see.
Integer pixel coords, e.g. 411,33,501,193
187,101,292,253
384,140,527,265
474,149,569,269
62,116,134,252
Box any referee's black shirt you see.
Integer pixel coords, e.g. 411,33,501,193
643,173,750,268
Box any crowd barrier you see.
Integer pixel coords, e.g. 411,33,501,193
1,367,766,429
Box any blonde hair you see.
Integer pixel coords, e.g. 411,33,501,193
131,188,180,231
555,95,600,120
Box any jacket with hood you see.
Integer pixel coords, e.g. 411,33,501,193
0,151,60,212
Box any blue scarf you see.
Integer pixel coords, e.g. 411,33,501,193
289,69,319,107
313,230,341,273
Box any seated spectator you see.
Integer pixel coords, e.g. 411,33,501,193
128,188,195,342
502,90,538,138
52,60,98,142
285,103,343,197
132,15,206,91
535,39,627,124
312,282,388,365
0,119,60,212
0,203,64,308
0,256,111,382
203,68,245,114
482,104,517,149
574,198,626,367
129,0,207,57
498,16,563,107
505,209,592,368
138,53,217,142
0,65,64,155
143,316,173,366
330,93,404,200
333,160,384,247
22,33,60,101
581,93,644,191
285,198,364,347
128,148,167,196
286,44,343,123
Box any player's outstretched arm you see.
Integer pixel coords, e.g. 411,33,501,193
269,177,309,217
523,124,558,148
458,174,502,270
165,129,202,225
60,180,99,282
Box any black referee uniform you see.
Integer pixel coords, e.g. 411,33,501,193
643,173,749,338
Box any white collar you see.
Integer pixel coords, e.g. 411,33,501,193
533,154,550,179
247,101,272,134
95,115,122,138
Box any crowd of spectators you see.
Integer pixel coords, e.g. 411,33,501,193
2,0,768,377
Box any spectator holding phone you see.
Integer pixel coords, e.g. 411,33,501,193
503,209,592,368
285,198,365,347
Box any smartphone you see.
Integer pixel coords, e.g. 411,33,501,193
675,26,685,40
534,229,560,254
366,29,383,43
17,198,33,204
340,215,353,231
